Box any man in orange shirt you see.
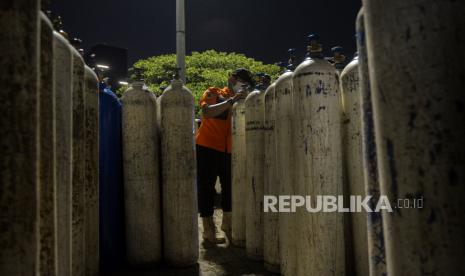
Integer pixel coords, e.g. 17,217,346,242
196,68,254,244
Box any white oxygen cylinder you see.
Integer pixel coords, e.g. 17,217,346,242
231,97,247,247
244,88,265,260
122,82,162,266
0,1,41,275
363,0,465,274
340,54,369,276
159,77,199,267
53,31,73,276
70,39,86,276
275,64,296,276
263,82,280,273
356,9,387,275
84,65,99,275
292,34,345,276
38,12,57,276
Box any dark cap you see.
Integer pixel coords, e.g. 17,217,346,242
307,33,320,42
331,46,344,54
232,68,254,85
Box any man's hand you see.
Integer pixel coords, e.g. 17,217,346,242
231,91,247,103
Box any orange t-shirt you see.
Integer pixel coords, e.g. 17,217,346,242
196,87,233,153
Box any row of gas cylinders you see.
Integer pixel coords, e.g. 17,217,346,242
0,11,100,276
231,37,361,275
0,8,199,276
118,78,199,269
101,77,199,272
231,5,465,276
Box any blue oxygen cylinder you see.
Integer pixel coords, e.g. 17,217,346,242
99,86,125,273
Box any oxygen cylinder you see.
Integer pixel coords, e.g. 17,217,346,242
263,82,280,273
231,97,247,247
53,31,73,276
71,41,86,276
122,81,162,266
292,34,345,276
84,66,99,275
159,76,198,267
275,52,296,276
245,87,265,260
356,9,387,275
340,53,369,276
363,1,465,274
0,1,40,274
38,12,57,276
99,83,125,273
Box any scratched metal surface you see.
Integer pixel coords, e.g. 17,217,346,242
274,70,297,276
245,89,266,261
263,83,280,273
53,31,74,276
38,12,58,276
122,83,162,266
84,65,100,275
341,55,370,276
363,0,465,274
0,1,40,275
292,55,345,276
71,39,86,276
356,9,387,276
232,98,247,247
159,80,199,267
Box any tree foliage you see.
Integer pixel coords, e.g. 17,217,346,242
121,50,282,116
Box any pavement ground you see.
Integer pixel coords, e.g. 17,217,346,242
112,209,278,276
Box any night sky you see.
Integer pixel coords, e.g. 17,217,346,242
50,0,362,67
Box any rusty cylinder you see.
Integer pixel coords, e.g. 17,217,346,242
363,0,465,274
53,31,73,276
38,12,57,276
356,9,387,275
0,1,40,274
275,67,296,276
245,88,265,260
159,78,199,267
84,66,99,275
231,97,247,247
122,82,162,266
292,34,345,276
263,83,280,273
340,54,369,276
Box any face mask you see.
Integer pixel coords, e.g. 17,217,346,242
233,81,245,93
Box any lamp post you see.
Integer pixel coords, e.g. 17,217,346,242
176,0,186,83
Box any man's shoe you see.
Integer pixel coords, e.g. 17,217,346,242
202,216,226,244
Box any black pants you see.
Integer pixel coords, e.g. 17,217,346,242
196,145,231,217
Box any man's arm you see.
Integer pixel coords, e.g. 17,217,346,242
202,91,248,118
202,98,235,119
